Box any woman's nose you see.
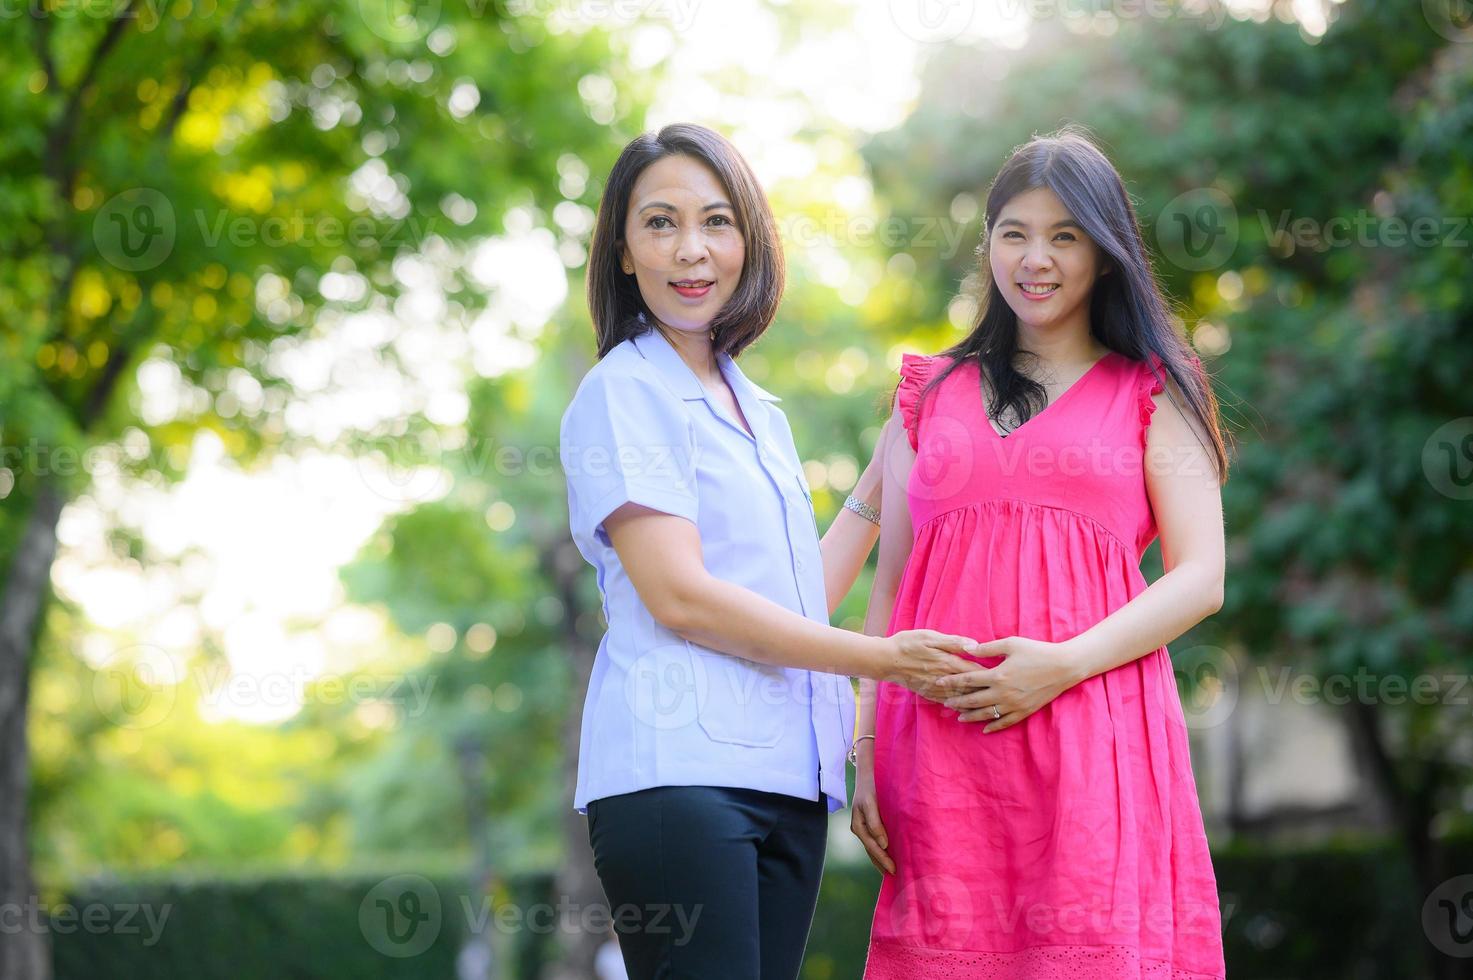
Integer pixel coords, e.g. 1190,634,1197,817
1022,244,1053,271
674,226,709,264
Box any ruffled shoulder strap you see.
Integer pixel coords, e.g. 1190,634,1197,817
1138,350,1204,431
896,353,937,451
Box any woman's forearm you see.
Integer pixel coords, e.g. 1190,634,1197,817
664,570,892,679
606,505,977,693
819,462,883,615
855,409,914,748
1063,561,1225,684
607,505,896,679
855,581,899,742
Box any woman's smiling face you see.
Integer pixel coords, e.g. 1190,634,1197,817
988,186,1107,334
621,154,745,336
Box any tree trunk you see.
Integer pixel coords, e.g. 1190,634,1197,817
542,536,606,980
1344,698,1459,980
455,736,498,980
0,480,66,980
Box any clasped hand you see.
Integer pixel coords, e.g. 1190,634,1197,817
932,635,1085,734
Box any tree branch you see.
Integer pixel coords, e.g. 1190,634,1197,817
160,37,221,141
45,29,223,408
39,1,138,363
79,295,155,431
28,8,57,88
45,0,136,201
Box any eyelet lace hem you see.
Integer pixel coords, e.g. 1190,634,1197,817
865,939,1225,980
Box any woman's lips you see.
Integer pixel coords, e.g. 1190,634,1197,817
671,281,714,299
1017,282,1060,301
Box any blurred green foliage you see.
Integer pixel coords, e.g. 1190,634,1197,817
2,0,641,889
2,1,1471,978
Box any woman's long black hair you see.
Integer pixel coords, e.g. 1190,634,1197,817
926,126,1230,482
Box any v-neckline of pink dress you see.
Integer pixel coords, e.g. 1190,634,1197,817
987,350,1120,439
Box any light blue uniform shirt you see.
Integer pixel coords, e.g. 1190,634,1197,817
559,326,856,814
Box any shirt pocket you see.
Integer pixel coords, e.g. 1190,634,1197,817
627,615,704,735
688,645,787,748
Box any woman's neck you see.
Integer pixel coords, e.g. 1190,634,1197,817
1014,322,1107,370
655,322,721,385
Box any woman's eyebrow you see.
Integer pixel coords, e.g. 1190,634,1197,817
996,217,1082,230
637,200,734,213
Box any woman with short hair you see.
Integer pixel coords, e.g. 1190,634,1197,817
560,122,983,979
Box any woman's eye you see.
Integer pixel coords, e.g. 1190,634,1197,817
707,214,733,227
647,215,674,229
998,229,1077,242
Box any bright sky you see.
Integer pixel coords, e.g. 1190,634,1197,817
51,0,1336,724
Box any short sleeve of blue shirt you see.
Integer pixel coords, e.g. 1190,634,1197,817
560,368,699,548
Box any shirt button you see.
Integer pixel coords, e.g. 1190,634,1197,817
795,558,805,571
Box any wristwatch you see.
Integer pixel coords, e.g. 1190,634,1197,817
843,495,881,526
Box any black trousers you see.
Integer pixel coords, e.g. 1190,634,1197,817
586,785,829,979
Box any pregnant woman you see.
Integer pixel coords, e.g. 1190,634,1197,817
560,123,983,979
851,128,1231,979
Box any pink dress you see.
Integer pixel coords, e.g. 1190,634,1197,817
863,350,1226,980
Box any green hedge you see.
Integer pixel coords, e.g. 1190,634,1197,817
49,869,552,980
51,837,1470,979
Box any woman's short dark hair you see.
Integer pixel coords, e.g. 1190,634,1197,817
586,123,784,359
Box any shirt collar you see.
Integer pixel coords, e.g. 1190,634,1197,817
631,325,703,400
720,353,782,405
631,325,782,404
